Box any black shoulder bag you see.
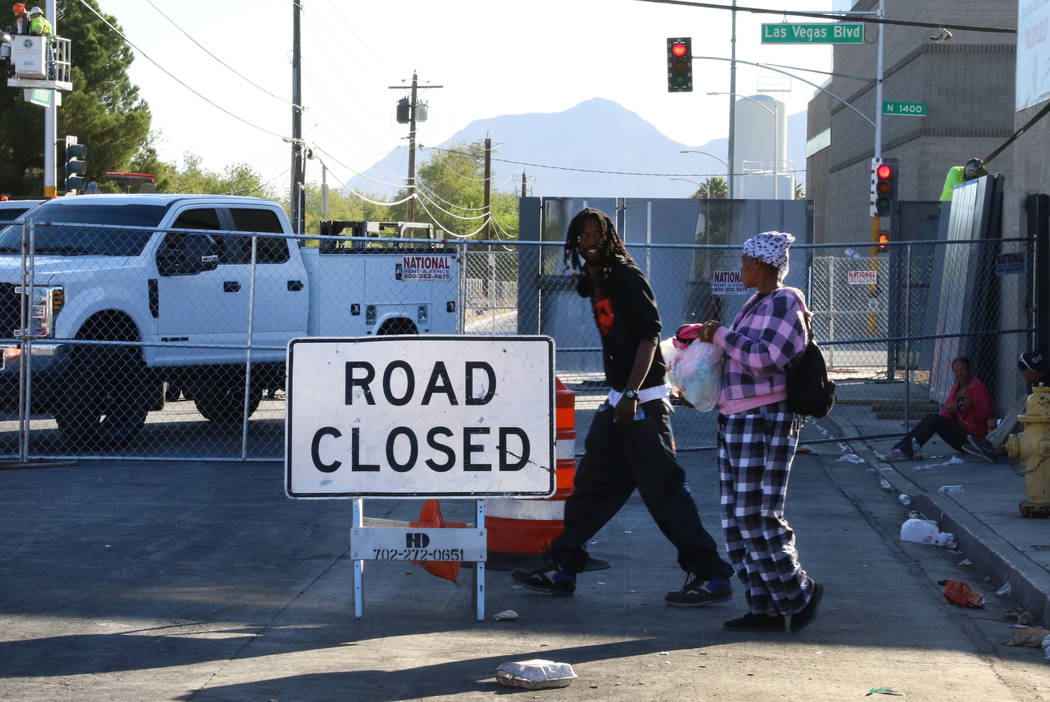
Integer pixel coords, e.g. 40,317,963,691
784,299,836,418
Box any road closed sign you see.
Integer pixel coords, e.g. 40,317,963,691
285,336,555,499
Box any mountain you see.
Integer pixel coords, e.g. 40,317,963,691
346,97,807,199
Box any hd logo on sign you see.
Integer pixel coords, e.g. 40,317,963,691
285,336,555,498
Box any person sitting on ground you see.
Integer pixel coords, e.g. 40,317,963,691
963,351,1049,460
882,356,993,461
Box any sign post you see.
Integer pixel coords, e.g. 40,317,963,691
286,335,555,620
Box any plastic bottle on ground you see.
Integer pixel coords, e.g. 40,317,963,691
911,437,923,460
938,485,964,497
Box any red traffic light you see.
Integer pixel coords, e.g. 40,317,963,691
876,163,892,179
671,42,688,57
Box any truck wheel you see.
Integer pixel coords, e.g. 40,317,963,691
377,318,417,335
194,381,262,425
55,347,150,450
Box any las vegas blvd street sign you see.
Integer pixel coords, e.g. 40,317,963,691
761,23,864,44
285,336,555,498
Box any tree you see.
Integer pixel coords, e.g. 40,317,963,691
0,0,152,195
794,182,806,200
690,176,728,200
378,141,519,240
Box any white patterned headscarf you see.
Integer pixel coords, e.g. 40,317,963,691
743,231,795,281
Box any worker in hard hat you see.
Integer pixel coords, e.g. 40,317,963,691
27,5,51,36
12,3,28,34
939,157,988,202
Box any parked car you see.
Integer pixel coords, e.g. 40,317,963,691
0,198,45,222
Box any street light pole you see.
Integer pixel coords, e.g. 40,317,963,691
728,0,737,200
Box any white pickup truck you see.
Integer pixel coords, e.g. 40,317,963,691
0,194,460,447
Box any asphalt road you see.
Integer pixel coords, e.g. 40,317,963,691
1,444,1048,701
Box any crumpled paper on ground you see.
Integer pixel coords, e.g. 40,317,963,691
495,659,577,690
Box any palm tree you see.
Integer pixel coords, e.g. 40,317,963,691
690,176,728,200
794,183,806,200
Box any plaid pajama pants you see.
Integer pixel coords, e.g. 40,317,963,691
718,401,815,616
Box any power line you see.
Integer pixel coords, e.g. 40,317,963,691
632,0,1016,34
77,0,287,140
423,146,804,178
143,0,295,107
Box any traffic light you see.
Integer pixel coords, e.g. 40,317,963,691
64,137,86,193
877,232,889,252
870,157,898,218
667,38,692,93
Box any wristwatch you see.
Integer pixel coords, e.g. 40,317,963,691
623,389,639,401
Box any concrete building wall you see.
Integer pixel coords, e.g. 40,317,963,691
808,0,1017,243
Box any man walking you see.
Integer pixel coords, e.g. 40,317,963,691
511,207,733,604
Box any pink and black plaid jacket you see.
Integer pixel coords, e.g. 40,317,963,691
711,286,809,404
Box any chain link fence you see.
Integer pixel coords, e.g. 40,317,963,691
0,221,1035,461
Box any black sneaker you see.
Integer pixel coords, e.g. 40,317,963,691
790,581,824,633
962,435,997,463
510,564,576,596
723,612,786,632
664,575,732,607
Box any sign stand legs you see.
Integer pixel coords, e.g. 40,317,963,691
353,498,364,618
473,499,485,621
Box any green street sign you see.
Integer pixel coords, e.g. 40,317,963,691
882,101,927,116
761,23,864,44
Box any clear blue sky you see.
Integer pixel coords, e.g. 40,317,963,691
89,0,843,195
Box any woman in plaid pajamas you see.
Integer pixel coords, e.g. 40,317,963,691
696,231,823,633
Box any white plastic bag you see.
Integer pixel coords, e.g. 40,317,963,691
899,518,957,548
665,338,724,412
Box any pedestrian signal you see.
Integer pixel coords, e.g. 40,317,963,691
667,38,692,93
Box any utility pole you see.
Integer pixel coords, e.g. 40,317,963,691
390,73,442,223
42,0,57,198
483,137,491,240
521,170,527,197
727,0,737,200
289,0,304,234
407,74,418,222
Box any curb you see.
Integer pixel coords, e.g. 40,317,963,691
881,463,1050,626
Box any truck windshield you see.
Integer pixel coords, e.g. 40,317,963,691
0,203,169,256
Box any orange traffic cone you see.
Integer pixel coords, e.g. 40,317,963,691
411,499,466,583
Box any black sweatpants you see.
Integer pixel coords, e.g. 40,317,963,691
893,412,969,456
549,399,732,579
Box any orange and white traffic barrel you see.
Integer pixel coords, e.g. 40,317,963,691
485,377,576,565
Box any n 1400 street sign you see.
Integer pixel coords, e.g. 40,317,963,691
285,335,555,499
883,101,927,116
761,23,864,43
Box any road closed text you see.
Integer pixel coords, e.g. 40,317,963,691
310,360,529,473
286,336,555,497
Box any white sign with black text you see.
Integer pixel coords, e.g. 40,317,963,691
285,336,555,498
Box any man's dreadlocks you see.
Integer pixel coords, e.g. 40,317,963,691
564,208,635,297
